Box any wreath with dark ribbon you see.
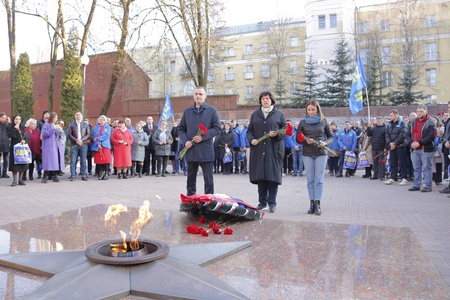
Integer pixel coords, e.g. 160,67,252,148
180,194,264,220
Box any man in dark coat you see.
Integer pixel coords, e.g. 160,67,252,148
178,86,221,196
384,109,407,185
367,116,387,180
247,91,286,213
0,112,11,178
142,116,157,175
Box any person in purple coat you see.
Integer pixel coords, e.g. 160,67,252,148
41,112,65,183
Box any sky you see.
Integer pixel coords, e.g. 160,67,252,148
0,0,384,71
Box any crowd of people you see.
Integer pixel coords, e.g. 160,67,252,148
0,91,448,216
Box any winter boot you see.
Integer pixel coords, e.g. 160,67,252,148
307,200,315,214
314,200,322,216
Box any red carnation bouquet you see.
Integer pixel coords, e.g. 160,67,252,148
297,131,337,156
257,122,293,143
179,124,208,160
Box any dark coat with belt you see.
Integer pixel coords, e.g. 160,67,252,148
247,107,286,185
8,124,30,172
218,130,234,160
178,102,221,162
296,118,333,157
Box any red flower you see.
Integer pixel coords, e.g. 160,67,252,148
186,225,200,234
285,123,293,136
198,124,208,136
201,229,209,237
212,225,222,234
224,227,233,235
297,132,305,143
199,217,207,224
209,221,217,228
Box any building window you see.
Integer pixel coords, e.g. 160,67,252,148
169,61,176,73
329,14,337,28
318,15,326,29
226,47,234,57
290,37,298,47
169,82,175,93
358,22,368,34
289,60,299,76
207,88,214,95
381,71,392,88
426,94,437,104
261,42,268,52
225,67,234,81
226,87,233,95
402,45,414,63
245,45,253,54
425,43,437,61
426,68,437,86
183,81,195,96
261,64,270,78
290,82,299,96
245,65,254,79
360,48,369,64
207,69,215,82
381,46,392,64
210,49,215,59
424,15,437,28
245,86,254,100
261,85,270,92
380,20,390,32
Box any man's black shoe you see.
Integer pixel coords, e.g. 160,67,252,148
370,176,378,180
439,187,450,194
421,187,432,193
408,186,420,191
256,204,267,211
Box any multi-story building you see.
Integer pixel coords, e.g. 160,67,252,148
137,0,450,105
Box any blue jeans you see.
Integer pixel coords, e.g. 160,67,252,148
303,155,328,201
173,147,180,173
292,149,304,175
411,150,433,189
70,145,88,177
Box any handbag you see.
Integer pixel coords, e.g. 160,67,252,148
223,148,233,163
13,143,32,164
344,151,357,169
357,151,370,167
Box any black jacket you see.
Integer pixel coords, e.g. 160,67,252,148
0,121,10,153
367,124,387,150
406,115,436,152
386,118,406,147
296,118,333,157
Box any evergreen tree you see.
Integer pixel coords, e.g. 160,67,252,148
321,38,353,107
389,63,424,105
293,54,319,107
365,55,382,106
60,27,83,124
12,52,34,121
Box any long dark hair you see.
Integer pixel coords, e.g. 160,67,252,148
305,99,325,122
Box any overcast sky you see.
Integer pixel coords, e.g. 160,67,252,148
0,0,386,71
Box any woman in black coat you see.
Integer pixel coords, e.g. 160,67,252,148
8,115,30,186
218,123,234,175
247,91,286,213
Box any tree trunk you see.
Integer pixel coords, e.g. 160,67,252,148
5,0,16,114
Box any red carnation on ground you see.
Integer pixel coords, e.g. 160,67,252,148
199,217,207,224
224,228,233,235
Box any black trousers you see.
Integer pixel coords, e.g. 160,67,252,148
257,180,279,206
186,161,214,196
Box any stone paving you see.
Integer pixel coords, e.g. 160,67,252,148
1,166,449,288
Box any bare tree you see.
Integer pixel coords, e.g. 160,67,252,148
3,0,16,113
154,0,224,88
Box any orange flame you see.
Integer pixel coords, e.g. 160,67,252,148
105,201,152,252
110,230,128,252
130,200,153,250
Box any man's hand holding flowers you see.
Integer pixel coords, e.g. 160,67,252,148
179,124,208,160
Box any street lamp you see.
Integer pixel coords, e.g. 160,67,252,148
80,52,90,117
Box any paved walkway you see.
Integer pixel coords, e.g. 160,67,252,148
1,166,449,287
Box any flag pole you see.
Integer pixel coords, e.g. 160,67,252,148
365,87,370,120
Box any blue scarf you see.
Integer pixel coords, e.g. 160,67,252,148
304,115,321,125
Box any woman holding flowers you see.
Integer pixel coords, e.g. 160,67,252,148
90,115,112,180
247,91,286,213
41,112,65,183
152,120,172,177
8,115,30,186
296,99,333,216
111,119,133,179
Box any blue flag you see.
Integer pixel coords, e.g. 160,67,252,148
158,93,173,126
348,55,367,114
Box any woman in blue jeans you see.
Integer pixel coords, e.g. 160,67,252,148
296,100,333,215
